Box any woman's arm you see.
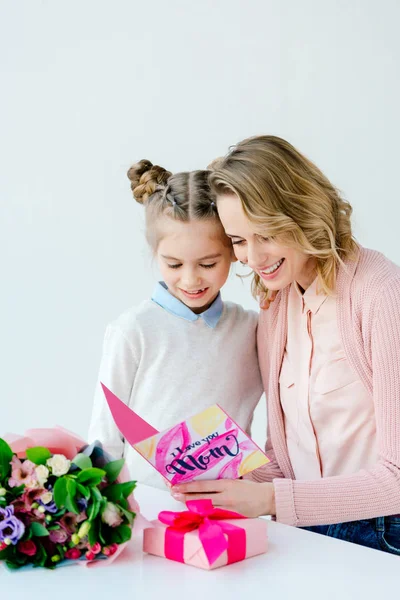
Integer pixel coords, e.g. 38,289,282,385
273,275,400,526
174,278,400,526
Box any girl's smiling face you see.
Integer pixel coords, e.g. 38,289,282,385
217,192,316,291
156,217,234,313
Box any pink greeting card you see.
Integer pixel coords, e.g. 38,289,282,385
101,383,269,485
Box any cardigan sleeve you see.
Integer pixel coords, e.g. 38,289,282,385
274,276,400,526
88,324,139,460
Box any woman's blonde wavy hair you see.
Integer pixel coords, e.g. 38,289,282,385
209,135,358,301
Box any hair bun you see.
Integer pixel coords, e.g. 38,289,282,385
127,159,172,204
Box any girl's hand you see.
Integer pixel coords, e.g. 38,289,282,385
170,479,276,518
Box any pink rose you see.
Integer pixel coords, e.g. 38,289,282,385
65,548,81,560
102,543,118,556
89,542,102,555
17,539,37,556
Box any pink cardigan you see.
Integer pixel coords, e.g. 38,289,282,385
253,247,400,527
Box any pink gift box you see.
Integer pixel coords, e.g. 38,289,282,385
143,500,268,570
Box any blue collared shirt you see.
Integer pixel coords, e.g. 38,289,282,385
151,282,223,329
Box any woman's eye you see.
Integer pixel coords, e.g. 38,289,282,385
167,264,182,269
232,240,245,246
200,263,216,269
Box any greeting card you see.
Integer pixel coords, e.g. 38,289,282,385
101,384,269,485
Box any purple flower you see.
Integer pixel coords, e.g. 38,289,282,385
0,512,25,545
38,497,58,514
0,505,14,522
77,497,88,512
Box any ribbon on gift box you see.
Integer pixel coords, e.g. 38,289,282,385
158,499,247,566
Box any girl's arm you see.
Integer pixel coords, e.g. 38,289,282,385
88,324,138,459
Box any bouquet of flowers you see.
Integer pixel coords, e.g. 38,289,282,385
0,428,139,570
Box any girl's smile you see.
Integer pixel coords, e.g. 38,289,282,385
156,218,234,314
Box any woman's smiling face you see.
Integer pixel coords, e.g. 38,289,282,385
217,192,316,291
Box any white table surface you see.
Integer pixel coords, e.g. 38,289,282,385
2,484,399,599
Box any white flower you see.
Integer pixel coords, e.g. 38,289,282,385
46,454,71,477
40,491,53,504
101,502,123,527
35,465,49,486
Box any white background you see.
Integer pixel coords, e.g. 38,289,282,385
1,0,399,449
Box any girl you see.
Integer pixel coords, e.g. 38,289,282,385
172,136,400,555
88,160,263,488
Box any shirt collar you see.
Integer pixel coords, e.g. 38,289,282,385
151,282,223,328
293,278,327,315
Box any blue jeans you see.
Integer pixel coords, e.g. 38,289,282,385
303,516,400,555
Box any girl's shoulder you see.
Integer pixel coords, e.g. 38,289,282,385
107,298,167,334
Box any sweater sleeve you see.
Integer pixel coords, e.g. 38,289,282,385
88,325,139,459
274,277,400,526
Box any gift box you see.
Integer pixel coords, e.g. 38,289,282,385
143,499,268,570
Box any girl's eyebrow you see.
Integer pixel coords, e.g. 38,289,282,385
226,234,244,239
161,253,222,261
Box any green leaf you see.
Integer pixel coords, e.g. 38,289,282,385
65,479,79,514
103,458,125,484
102,481,136,503
56,543,65,561
26,446,52,466
109,524,132,544
88,518,99,547
72,453,92,471
119,505,136,526
98,522,106,545
0,545,14,560
88,487,101,521
0,438,13,481
53,476,68,509
76,468,106,487
30,521,49,537
76,483,90,499
33,542,47,567
6,560,23,569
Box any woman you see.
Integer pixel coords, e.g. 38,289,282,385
171,135,400,554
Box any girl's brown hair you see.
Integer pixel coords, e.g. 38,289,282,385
127,160,221,249
209,135,358,299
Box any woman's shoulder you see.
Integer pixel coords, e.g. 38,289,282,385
349,247,400,293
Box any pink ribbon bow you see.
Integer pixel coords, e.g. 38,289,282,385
158,499,247,566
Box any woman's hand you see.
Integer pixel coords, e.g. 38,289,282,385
170,479,276,518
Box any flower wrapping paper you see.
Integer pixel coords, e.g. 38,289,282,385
2,426,148,569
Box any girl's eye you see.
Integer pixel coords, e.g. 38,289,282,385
167,264,182,269
200,263,216,269
232,240,245,246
